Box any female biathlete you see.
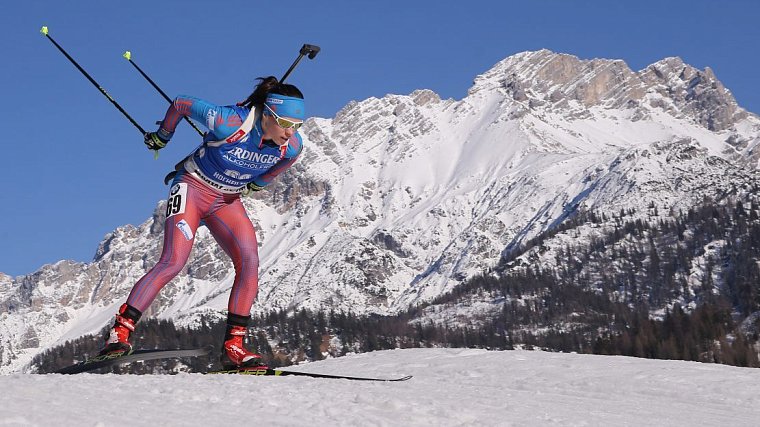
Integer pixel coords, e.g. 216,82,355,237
100,77,305,369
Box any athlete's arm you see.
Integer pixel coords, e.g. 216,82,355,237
250,134,303,187
156,95,244,141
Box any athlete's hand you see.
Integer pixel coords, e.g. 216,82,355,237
246,182,265,192
144,132,169,151
242,182,265,196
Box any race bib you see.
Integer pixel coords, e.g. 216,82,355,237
166,183,188,218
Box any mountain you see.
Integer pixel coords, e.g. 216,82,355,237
2,49,759,373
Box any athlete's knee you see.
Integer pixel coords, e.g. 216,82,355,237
151,257,187,280
242,250,260,267
233,247,259,270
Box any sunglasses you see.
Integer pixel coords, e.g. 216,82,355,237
264,104,303,131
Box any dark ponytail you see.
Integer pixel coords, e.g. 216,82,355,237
240,76,304,109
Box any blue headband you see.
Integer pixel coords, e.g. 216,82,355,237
265,94,305,121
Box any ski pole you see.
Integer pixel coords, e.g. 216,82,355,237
39,26,146,135
122,51,205,137
280,44,321,83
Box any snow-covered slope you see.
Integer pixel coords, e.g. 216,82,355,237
2,50,759,373
2,349,760,426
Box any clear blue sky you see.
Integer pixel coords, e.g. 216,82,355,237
1,0,758,276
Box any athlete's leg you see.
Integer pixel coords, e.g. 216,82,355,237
204,198,260,316
126,177,207,312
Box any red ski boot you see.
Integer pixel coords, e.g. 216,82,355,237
220,325,267,369
99,303,141,357
220,314,267,370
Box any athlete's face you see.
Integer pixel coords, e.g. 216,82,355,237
262,104,302,146
262,113,298,146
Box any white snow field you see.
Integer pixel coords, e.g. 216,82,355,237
2,348,759,426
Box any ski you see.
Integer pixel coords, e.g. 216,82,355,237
55,346,214,374
206,367,412,382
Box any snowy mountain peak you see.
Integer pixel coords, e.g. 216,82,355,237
470,49,640,106
470,50,749,132
640,57,746,131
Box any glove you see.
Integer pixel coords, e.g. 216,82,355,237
247,182,265,192
242,181,265,196
144,132,169,151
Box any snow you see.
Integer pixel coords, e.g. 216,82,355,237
2,349,759,426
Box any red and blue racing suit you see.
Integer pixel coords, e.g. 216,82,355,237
126,96,302,317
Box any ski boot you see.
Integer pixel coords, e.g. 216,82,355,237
99,303,142,357
220,313,267,370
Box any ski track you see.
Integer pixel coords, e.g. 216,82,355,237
1,348,759,426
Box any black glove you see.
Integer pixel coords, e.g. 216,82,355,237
144,132,169,151
243,182,265,196
247,182,265,192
